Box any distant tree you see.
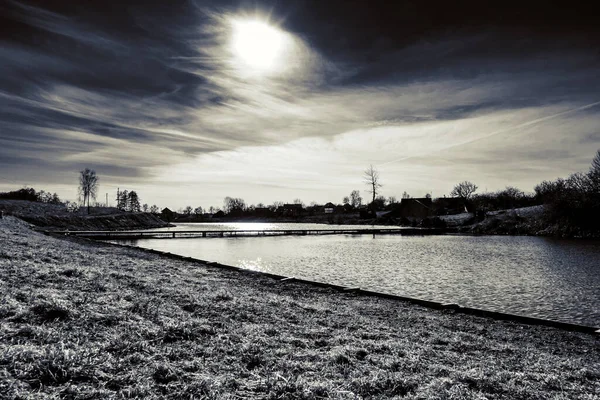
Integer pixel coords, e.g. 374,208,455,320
363,164,382,208
450,181,478,199
38,190,52,203
402,191,410,199
494,186,525,209
142,203,149,212
51,193,61,204
183,206,193,215
223,197,246,214
150,205,159,214
128,191,141,212
256,203,265,208
270,201,284,212
534,178,566,203
209,206,216,214
589,149,600,192
194,206,204,215
567,172,592,193
293,198,305,208
425,193,432,199
117,190,128,211
350,190,362,208
78,168,98,214
342,196,350,205
388,196,398,205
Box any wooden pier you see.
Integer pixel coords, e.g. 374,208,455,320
50,227,449,240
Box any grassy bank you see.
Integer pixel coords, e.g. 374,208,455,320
0,216,598,399
0,200,169,231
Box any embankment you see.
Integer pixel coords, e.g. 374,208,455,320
0,200,169,231
0,215,598,399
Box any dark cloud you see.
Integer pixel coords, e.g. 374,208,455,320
1,0,598,201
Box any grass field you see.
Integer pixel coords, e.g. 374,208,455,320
0,216,598,399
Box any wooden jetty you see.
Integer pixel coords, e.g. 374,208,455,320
50,227,450,240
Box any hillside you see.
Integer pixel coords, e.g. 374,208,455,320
0,200,169,231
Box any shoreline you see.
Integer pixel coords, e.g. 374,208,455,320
1,216,599,398
96,236,599,333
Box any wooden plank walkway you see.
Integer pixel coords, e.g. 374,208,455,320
50,227,449,240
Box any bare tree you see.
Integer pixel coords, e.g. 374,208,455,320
350,190,362,208
589,149,600,191
150,205,159,214
342,196,350,205
592,149,600,171
194,206,204,215
450,181,478,199
223,197,246,214
270,201,284,212
363,165,382,207
183,206,193,215
78,168,98,214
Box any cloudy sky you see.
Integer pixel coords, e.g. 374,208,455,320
1,0,599,209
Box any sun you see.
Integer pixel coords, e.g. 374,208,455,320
230,18,287,72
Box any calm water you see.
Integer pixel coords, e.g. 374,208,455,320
114,223,600,326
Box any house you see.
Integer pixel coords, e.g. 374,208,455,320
389,198,433,219
213,210,225,218
160,207,175,222
324,202,336,214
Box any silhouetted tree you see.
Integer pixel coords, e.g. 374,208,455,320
293,198,304,208
78,168,98,214
342,196,350,205
194,206,203,215
363,164,382,209
223,197,246,214
142,203,148,212
350,190,362,208
150,205,159,214
451,181,478,199
270,201,284,212
128,191,141,212
402,191,410,199
183,206,193,215
117,189,128,211
589,149,600,192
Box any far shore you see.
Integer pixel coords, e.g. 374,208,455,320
1,215,598,399
3,199,599,238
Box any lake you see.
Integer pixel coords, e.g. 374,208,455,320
113,223,600,327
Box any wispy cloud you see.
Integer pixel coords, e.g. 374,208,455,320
1,1,598,207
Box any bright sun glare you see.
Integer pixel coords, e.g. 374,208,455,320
230,19,286,72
